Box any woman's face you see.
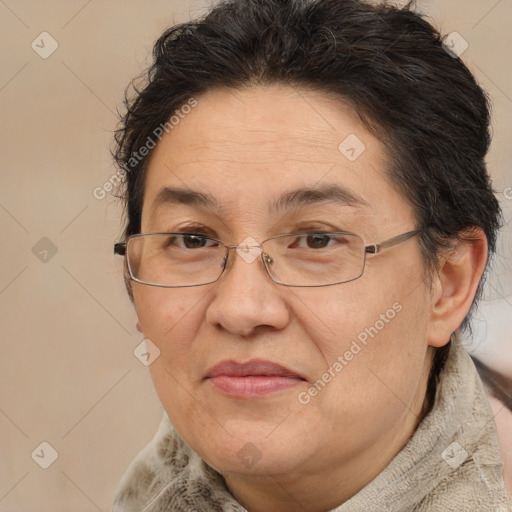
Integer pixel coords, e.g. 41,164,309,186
134,85,435,483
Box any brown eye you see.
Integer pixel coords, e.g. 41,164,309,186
305,234,332,249
167,234,218,249
182,234,208,248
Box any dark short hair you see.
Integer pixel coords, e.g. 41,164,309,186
113,0,502,412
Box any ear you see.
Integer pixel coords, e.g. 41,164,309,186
136,318,143,333
427,227,488,348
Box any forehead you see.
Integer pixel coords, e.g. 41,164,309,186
142,85,414,230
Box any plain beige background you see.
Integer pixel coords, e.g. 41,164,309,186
0,1,511,510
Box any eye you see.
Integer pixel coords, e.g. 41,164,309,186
162,233,219,250
292,233,336,249
177,234,218,249
305,234,333,249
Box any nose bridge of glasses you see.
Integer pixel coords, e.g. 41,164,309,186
226,236,264,265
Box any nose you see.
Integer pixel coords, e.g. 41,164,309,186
205,243,291,337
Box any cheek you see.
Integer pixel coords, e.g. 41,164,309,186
295,282,410,361
133,286,212,428
300,279,431,415
132,285,207,358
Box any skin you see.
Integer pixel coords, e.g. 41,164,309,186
132,84,488,512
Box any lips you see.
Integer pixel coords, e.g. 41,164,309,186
205,359,305,398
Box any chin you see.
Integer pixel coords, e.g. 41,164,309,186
203,438,306,478
170,412,301,473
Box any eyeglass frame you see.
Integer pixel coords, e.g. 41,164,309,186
113,228,424,288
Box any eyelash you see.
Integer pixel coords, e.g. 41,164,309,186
166,228,351,244
171,224,218,238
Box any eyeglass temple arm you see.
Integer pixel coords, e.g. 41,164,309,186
365,229,423,255
114,242,126,256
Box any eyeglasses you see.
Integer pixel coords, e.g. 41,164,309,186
114,229,422,288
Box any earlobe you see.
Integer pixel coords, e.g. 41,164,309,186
136,319,143,333
427,228,488,348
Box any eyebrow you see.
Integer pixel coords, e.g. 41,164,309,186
271,183,368,212
151,186,220,214
150,183,367,215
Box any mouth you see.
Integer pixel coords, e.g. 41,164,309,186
205,359,306,398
